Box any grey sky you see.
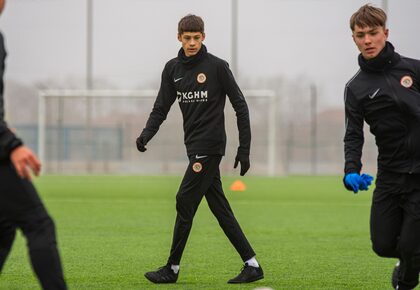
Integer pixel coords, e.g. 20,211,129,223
1,0,420,109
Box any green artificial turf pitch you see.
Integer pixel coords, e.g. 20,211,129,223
0,175,396,289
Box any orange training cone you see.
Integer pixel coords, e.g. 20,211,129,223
230,180,246,192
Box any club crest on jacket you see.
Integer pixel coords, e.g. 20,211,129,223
197,73,206,84
400,75,413,88
192,162,202,173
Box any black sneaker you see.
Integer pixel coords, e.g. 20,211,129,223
144,264,178,284
228,263,264,284
392,261,400,289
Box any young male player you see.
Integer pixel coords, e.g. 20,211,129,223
136,14,263,284
0,1,67,289
344,4,420,290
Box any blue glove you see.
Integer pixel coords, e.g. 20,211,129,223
344,173,362,193
359,174,374,190
344,173,374,193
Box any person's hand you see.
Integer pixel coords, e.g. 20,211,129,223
136,134,148,152
359,173,374,190
10,146,41,180
344,173,374,193
234,154,250,176
344,173,362,193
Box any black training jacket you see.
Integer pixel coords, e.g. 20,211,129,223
0,32,22,160
141,45,251,156
344,42,420,175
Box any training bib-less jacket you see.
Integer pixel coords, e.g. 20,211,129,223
141,45,251,156
0,32,22,160
344,42,420,175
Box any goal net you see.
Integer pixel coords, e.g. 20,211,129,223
38,89,281,175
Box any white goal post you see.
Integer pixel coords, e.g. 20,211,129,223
38,89,279,176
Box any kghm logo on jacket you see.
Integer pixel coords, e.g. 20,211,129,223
177,91,208,103
400,75,413,88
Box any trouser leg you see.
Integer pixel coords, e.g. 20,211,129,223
0,217,16,273
370,191,401,259
370,185,420,289
19,208,67,290
167,155,222,265
0,161,67,289
204,169,256,262
397,191,420,289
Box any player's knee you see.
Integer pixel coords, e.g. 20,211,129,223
175,196,186,212
24,215,57,250
175,196,194,218
175,193,190,205
372,240,396,257
398,240,420,259
0,227,15,249
176,207,194,223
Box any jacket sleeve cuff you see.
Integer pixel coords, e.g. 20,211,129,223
0,128,23,159
237,147,250,156
8,137,23,153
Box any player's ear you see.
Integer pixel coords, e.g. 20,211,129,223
384,28,389,39
177,33,182,42
201,32,206,41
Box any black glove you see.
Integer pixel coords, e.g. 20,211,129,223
234,154,250,176
136,133,149,152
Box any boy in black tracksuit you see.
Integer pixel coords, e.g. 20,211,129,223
0,1,67,289
344,5,420,290
136,14,263,284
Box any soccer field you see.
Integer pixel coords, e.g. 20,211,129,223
0,175,394,290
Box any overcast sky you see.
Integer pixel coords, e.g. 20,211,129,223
1,0,419,109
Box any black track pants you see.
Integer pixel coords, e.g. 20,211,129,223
167,155,256,265
0,160,67,290
370,172,420,289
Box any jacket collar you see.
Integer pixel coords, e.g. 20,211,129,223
358,41,400,73
178,44,207,68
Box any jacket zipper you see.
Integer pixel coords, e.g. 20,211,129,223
384,72,415,174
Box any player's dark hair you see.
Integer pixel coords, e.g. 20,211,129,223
350,4,387,31
178,14,204,35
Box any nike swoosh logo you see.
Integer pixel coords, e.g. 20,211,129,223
369,88,380,99
174,77,183,83
195,154,207,159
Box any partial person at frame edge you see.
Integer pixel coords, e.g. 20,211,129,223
343,4,420,290
0,1,67,289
